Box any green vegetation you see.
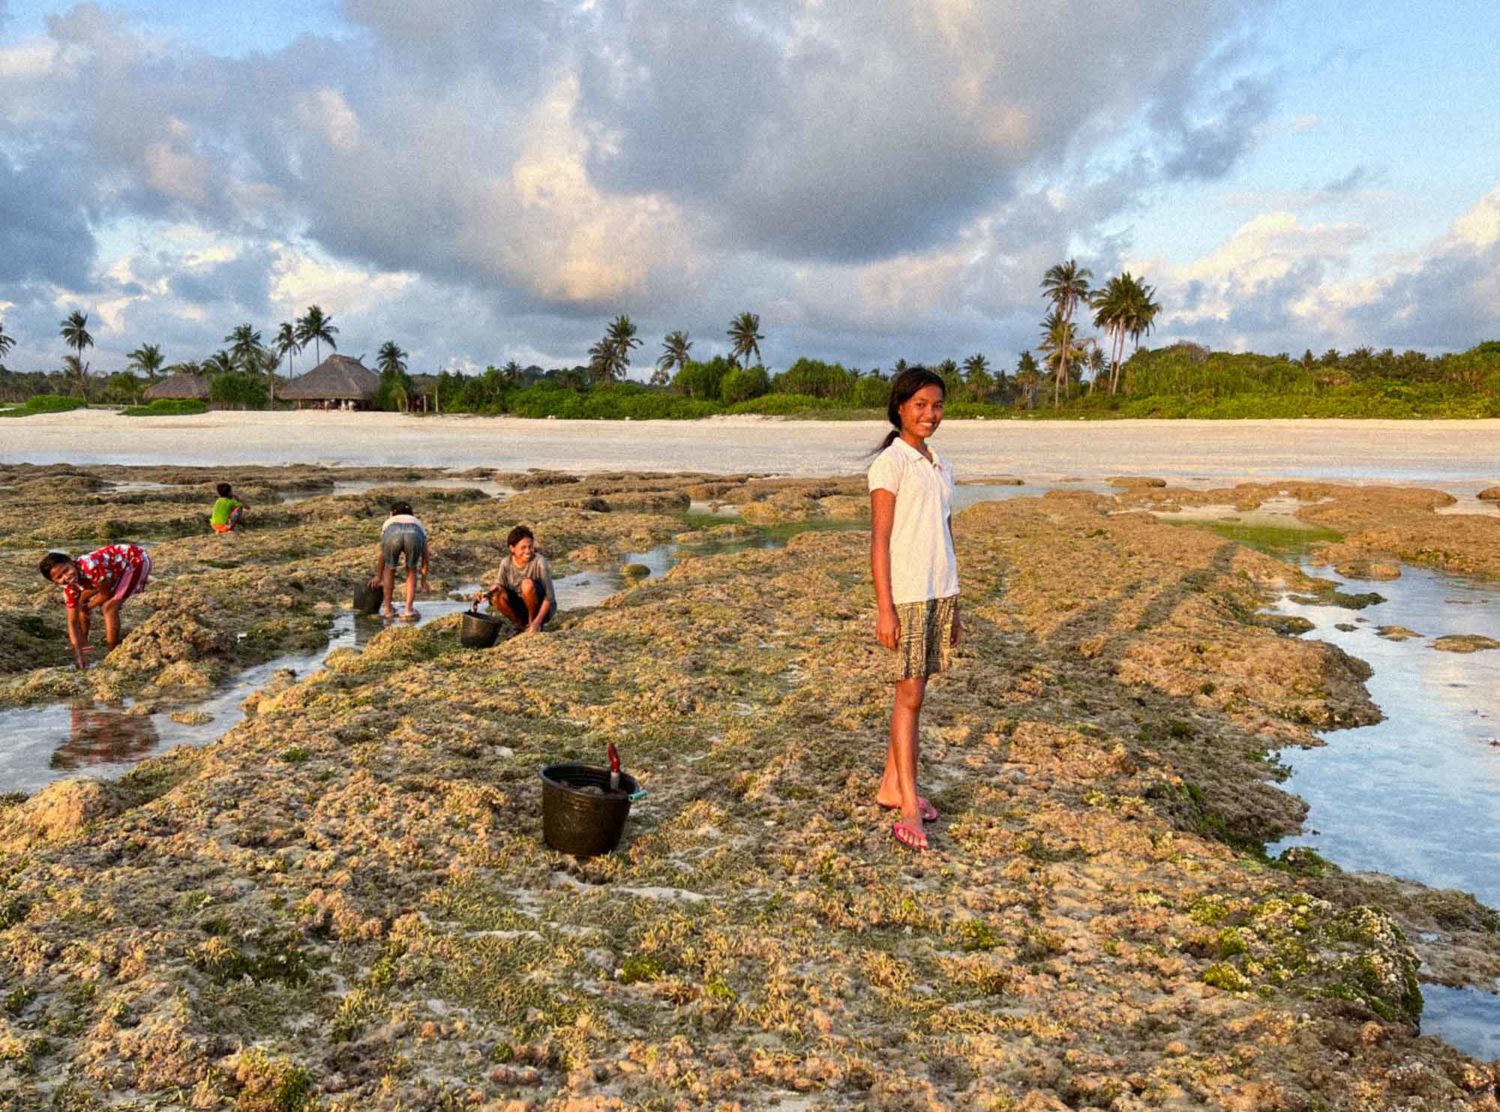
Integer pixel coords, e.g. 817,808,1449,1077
0,393,88,417
3,288,1495,418
122,399,209,417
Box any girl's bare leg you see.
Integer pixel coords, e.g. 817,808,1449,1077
488,589,527,629
876,676,925,833
403,569,419,617
380,566,397,618
518,579,542,625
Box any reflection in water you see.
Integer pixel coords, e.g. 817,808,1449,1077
1269,564,1500,1060
51,705,160,770
1269,566,1500,906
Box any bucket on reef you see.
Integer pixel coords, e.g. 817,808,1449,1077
459,608,505,649
540,763,644,857
353,580,384,614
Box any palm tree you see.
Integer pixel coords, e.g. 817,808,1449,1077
1086,346,1106,394
225,324,264,371
0,320,14,367
656,330,692,386
963,353,993,401
377,340,408,377
1038,309,1083,408
226,324,270,406
501,360,523,383
296,305,338,364
126,343,165,382
1041,260,1092,406
936,357,963,397
605,315,640,380
1091,272,1161,394
203,350,235,376
274,322,301,393
376,343,411,411
1014,350,1042,410
727,311,763,367
61,355,88,399
59,311,93,399
587,340,617,384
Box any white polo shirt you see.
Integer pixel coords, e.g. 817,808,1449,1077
868,437,959,605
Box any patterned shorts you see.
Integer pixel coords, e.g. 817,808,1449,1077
891,595,958,681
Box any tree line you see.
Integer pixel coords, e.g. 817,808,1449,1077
2,268,1495,418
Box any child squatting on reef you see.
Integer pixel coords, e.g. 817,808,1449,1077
868,366,960,852
38,543,154,671
479,525,556,634
209,482,248,533
371,501,430,620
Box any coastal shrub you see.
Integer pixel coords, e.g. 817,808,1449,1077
123,399,208,417
0,393,86,417
945,401,1012,419
851,374,890,408
506,382,587,419
720,365,769,404
773,357,855,399
209,372,268,409
673,356,733,400
725,393,835,415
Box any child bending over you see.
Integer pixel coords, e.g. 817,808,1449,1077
39,544,153,671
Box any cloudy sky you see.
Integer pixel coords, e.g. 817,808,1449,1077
1,0,1496,378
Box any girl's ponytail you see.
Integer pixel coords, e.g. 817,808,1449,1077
870,365,946,455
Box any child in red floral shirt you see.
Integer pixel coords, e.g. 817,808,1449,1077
38,544,153,670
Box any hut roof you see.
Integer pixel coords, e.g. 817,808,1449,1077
279,354,380,401
143,372,210,401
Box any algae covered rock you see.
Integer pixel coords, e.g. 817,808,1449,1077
1,779,111,849
1335,559,1402,581
106,606,230,676
1431,634,1500,654
620,562,651,579
1477,485,1500,502
1188,894,1423,1024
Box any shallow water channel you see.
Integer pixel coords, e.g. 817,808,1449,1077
1269,565,1500,1059
0,545,678,798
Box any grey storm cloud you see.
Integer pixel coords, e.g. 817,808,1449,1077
0,152,95,287
0,0,1287,368
1343,236,1500,350
574,0,1273,262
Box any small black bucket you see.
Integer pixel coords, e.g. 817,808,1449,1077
540,763,642,857
459,608,505,649
353,581,384,614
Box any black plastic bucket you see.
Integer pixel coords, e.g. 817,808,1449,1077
540,763,641,857
459,608,505,648
353,581,384,614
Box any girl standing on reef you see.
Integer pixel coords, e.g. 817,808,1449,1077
868,366,959,851
38,544,153,671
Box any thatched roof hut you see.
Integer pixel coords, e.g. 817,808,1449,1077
143,372,210,401
280,355,379,408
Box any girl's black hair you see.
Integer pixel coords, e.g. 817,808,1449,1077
216,482,233,497
38,551,72,579
874,365,946,453
507,524,534,547
390,501,414,516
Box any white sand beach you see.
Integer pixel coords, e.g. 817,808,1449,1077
3,410,1497,493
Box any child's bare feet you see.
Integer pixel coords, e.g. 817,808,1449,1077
401,609,420,621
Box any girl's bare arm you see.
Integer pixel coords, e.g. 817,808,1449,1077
871,489,899,649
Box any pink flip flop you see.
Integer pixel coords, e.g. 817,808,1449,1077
891,819,929,851
880,797,940,823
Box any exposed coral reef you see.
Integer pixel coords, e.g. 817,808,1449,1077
0,469,1496,1108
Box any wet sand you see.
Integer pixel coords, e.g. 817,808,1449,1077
4,410,1498,493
